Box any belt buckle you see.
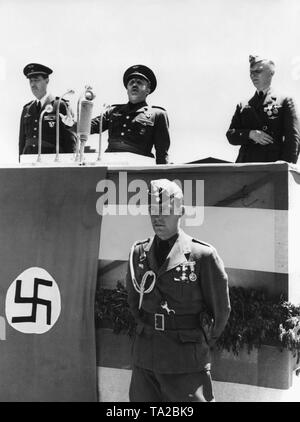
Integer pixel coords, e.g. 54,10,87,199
154,313,164,331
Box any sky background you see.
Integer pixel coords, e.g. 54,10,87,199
1,0,300,164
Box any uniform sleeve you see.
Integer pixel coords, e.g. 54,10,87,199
19,107,26,158
153,110,170,164
59,101,77,153
90,109,109,134
280,97,300,163
226,103,252,146
200,248,231,345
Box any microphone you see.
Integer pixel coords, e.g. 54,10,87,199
55,89,75,162
75,85,96,162
37,104,53,162
77,100,93,141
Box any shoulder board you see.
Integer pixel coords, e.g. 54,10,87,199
192,238,214,249
240,99,250,108
111,104,123,108
134,238,151,248
55,97,69,103
151,105,166,111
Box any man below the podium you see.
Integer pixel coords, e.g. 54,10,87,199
90,65,170,164
19,63,76,157
126,179,231,402
226,55,300,164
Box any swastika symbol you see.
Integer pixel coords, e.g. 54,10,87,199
11,278,52,325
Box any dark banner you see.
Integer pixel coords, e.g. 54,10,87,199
0,166,107,402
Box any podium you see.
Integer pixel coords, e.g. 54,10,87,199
0,159,300,401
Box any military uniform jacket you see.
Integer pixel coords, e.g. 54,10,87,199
126,230,231,374
90,101,170,164
19,94,76,156
226,89,300,163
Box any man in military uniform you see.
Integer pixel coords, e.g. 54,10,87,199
126,179,231,402
19,63,76,157
90,65,170,164
226,55,300,163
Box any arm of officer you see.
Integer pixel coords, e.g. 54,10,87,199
90,108,110,134
200,247,231,345
226,103,252,145
19,107,26,158
281,97,300,164
153,109,170,164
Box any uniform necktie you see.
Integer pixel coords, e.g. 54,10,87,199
36,101,41,113
258,91,264,100
155,239,170,268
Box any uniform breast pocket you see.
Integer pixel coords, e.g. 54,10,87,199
180,282,201,302
44,116,56,130
109,114,122,133
240,108,256,126
23,114,34,132
132,117,154,136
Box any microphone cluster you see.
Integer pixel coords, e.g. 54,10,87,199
36,85,98,163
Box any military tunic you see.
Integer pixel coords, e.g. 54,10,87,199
90,101,170,164
226,89,300,163
126,230,230,401
19,94,76,156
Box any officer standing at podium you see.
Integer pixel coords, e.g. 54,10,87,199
19,63,76,157
90,65,170,164
226,55,300,163
126,179,231,402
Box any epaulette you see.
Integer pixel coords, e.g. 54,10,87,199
240,99,250,108
192,238,214,249
151,105,166,111
55,96,69,103
134,238,151,248
111,104,122,108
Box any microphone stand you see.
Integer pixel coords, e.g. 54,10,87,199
76,85,95,163
75,90,85,162
37,104,53,163
55,89,75,162
97,103,109,162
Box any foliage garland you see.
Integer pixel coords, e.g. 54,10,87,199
94,282,300,363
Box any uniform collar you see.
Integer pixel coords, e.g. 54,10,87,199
249,87,275,107
256,86,271,96
126,100,148,112
35,92,48,107
155,232,179,250
32,93,55,110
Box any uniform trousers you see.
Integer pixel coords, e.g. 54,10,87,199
129,365,214,402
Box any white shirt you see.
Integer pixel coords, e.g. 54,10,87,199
36,93,48,107
257,87,271,96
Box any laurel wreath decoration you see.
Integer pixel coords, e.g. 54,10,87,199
95,283,300,363
95,281,136,336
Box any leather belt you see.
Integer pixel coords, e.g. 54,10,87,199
142,311,199,331
106,139,154,158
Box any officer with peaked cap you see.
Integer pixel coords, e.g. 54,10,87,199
226,55,300,163
126,179,231,402
90,65,170,164
19,63,76,157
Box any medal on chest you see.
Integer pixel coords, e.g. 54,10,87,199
264,103,279,118
174,261,197,283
